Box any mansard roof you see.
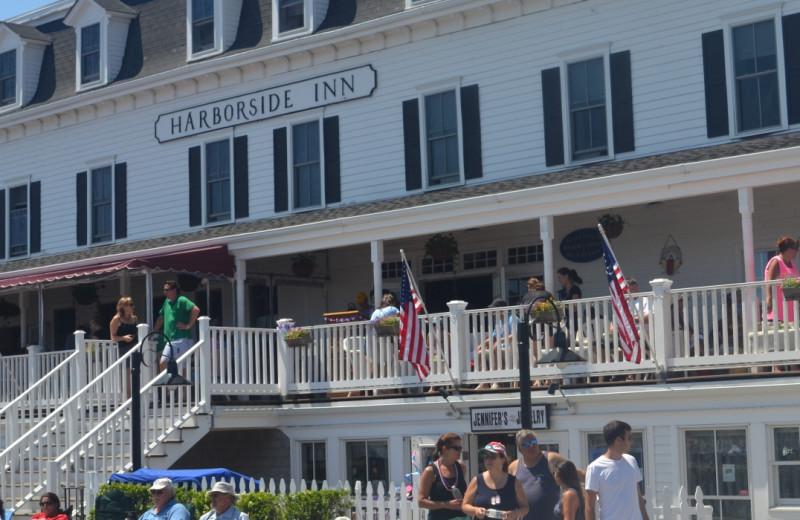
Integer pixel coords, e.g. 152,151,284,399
1,128,797,275
13,0,399,110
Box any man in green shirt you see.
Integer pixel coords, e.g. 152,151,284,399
154,280,200,370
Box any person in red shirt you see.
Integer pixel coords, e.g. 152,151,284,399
32,493,68,520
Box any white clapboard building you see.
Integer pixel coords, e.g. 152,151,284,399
0,0,800,519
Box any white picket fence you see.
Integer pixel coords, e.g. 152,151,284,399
88,474,711,520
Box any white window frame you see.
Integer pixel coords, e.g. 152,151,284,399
558,43,613,165
199,134,234,225
680,426,752,517
0,46,19,111
187,0,223,61
4,176,31,259
416,77,465,190
272,0,314,42
721,6,788,136
342,438,389,490
769,424,800,507
75,19,106,91
299,440,327,488
287,113,324,212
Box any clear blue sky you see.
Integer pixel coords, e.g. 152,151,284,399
0,1,65,21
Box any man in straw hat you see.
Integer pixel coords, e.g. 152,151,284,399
140,478,190,520
199,482,249,520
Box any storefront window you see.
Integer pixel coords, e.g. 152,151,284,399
587,431,646,493
772,426,800,504
346,440,388,491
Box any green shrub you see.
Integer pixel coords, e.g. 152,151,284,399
91,483,351,520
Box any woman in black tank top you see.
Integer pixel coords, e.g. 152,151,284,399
110,297,139,397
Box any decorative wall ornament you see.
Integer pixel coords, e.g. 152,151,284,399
660,234,682,275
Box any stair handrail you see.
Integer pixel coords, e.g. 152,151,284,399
0,337,137,510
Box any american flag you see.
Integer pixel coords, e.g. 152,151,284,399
601,233,642,363
399,260,429,380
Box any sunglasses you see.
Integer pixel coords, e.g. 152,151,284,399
150,490,165,495
482,452,500,460
446,445,463,451
522,439,537,447
39,502,54,507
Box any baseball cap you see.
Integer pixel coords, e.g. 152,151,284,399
478,441,507,457
150,478,174,492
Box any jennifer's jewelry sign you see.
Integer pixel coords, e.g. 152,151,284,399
155,65,376,142
470,405,549,431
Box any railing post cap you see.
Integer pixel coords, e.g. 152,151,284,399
447,300,469,312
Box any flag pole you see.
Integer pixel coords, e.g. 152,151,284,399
597,223,663,378
400,249,460,392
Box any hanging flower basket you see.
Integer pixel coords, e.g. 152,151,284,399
598,214,627,239
782,287,800,301
530,300,562,324
291,253,316,277
72,284,97,306
424,233,459,262
178,274,202,292
285,336,312,347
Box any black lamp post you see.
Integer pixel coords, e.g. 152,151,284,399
130,331,192,471
517,298,584,429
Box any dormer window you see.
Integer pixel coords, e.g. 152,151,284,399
191,0,215,53
186,0,243,61
279,0,304,32
272,0,329,41
64,0,136,92
0,23,50,112
0,50,15,107
80,24,100,85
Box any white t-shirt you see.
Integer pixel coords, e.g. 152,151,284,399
585,454,643,520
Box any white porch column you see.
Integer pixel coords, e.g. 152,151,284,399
446,300,469,386
37,286,43,347
371,240,384,305
235,258,246,327
540,216,555,293
649,278,673,378
145,270,154,328
738,187,756,282
119,271,131,297
18,291,27,351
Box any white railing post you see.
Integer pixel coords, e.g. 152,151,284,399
446,301,468,386
650,279,673,379
197,317,212,411
73,330,87,392
276,321,290,397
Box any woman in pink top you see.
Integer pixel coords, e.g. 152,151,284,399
765,236,800,323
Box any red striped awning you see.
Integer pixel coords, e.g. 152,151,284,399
0,245,235,290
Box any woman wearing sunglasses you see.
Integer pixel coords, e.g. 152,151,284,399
462,442,528,520
418,433,468,520
32,493,68,520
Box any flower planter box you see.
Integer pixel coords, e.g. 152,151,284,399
782,287,800,301
604,223,623,238
374,324,399,337
284,336,312,347
532,309,559,324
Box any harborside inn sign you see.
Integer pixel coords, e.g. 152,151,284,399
155,65,376,142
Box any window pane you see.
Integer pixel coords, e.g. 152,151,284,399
9,185,27,257
81,24,100,83
569,58,607,160
279,0,305,32
0,50,15,106
301,442,326,488
774,428,800,461
686,430,719,495
733,20,778,132
425,90,459,185
91,166,112,242
192,0,215,53
206,139,230,222
346,440,388,491
292,121,321,209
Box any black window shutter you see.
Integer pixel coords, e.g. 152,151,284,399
273,128,288,213
783,13,800,125
702,30,729,138
29,181,40,254
233,136,249,219
541,67,564,167
610,51,635,154
323,116,341,204
114,162,127,239
76,172,87,246
402,99,422,191
0,190,4,259
460,84,483,180
188,146,202,226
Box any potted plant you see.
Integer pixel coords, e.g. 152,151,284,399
423,233,459,262
373,316,400,337
598,213,627,238
781,277,800,301
530,299,562,324
291,253,316,277
283,328,312,347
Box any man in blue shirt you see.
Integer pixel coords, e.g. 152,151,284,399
139,478,190,520
199,482,249,520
